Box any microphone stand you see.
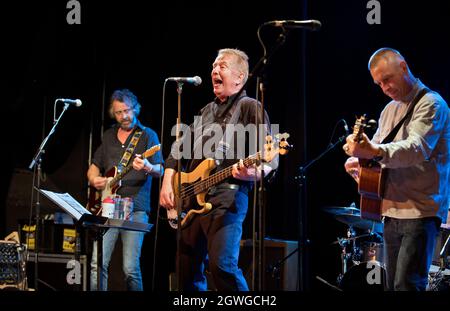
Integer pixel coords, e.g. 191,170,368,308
295,134,347,290
267,246,298,289
175,82,183,291
28,102,71,290
255,77,266,291
250,27,288,291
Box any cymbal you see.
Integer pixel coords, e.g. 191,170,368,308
335,213,384,233
429,264,450,276
322,206,360,216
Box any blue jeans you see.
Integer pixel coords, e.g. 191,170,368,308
90,211,148,291
383,216,440,291
179,189,249,291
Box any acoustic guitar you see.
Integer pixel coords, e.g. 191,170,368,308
353,115,384,221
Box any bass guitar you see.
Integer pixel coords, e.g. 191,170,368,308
167,133,291,229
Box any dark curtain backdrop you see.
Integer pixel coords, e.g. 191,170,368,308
2,0,449,290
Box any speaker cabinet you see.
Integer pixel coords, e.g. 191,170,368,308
239,238,298,290
26,252,87,291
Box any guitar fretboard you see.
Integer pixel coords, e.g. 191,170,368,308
110,165,133,187
180,152,261,199
108,144,160,188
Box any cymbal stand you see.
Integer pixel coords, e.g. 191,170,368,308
336,226,356,285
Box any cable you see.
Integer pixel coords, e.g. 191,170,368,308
327,119,348,147
151,80,168,290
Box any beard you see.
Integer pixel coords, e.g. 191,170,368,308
119,118,134,130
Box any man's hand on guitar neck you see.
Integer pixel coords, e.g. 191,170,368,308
231,159,272,182
343,133,382,160
133,154,153,173
133,154,163,177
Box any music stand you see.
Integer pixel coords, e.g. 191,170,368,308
37,189,152,291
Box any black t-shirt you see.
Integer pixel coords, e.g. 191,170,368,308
165,90,272,205
92,121,163,213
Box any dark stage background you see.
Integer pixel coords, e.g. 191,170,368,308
2,0,449,291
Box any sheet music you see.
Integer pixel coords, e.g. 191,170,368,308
39,189,91,221
38,189,151,232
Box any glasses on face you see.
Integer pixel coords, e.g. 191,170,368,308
113,108,132,116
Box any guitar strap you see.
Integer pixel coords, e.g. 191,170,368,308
213,97,245,166
117,128,143,173
381,87,430,144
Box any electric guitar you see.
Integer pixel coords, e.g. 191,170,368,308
353,115,384,221
167,133,291,229
87,144,161,215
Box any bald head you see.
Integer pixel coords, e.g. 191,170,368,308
368,48,405,71
368,48,417,101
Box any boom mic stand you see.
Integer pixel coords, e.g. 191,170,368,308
248,23,288,291
251,19,321,290
28,100,72,290
295,128,347,290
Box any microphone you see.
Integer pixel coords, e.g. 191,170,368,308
342,119,350,136
367,119,377,129
268,19,322,31
166,76,202,86
56,98,82,107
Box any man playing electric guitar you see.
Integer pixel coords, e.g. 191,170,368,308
159,48,279,291
87,89,163,291
87,144,161,215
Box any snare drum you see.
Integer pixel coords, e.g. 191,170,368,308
361,242,384,264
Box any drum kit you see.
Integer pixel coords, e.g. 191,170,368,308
427,221,450,291
323,205,450,291
323,204,385,291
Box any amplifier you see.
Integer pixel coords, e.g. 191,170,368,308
204,238,299,290
26,252,88,291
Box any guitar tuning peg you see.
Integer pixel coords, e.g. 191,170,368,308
276,133,290,140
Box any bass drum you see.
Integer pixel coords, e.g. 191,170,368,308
340,261,386,291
